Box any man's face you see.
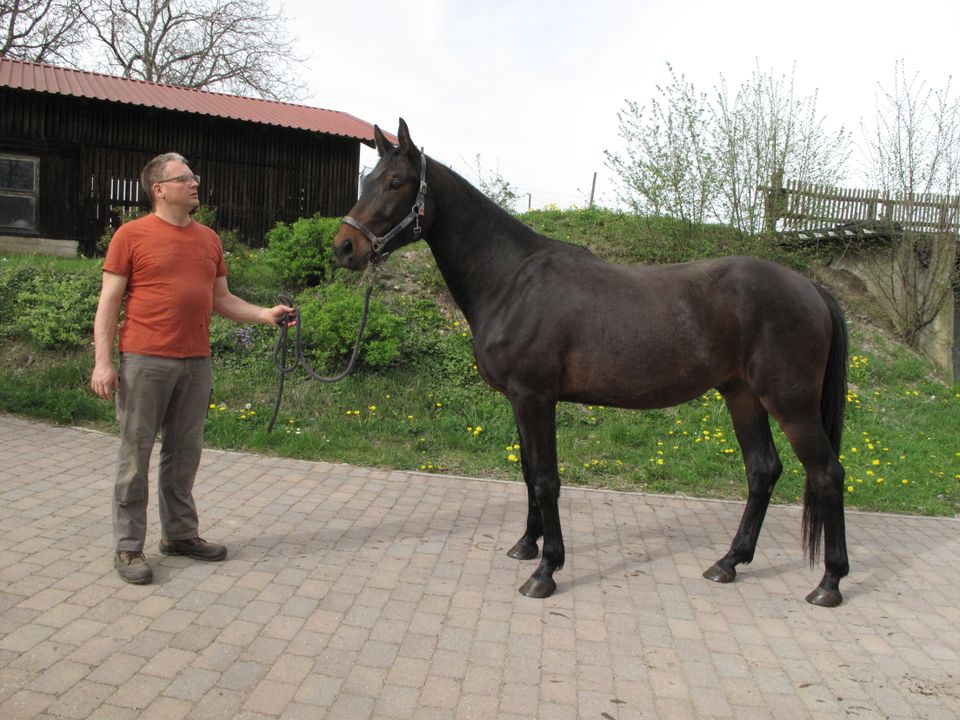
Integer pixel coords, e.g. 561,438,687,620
154,160,200,211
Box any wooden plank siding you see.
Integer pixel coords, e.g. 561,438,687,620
0,87,361,253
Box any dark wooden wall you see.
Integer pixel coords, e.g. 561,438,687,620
0,87,361,253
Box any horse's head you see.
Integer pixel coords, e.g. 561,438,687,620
334,119,428,271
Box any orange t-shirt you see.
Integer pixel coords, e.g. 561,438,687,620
103,213,228,358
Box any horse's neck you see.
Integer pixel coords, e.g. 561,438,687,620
425,164,541,322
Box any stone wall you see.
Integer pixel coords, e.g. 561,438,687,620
830,233,957,383
0,236,78,257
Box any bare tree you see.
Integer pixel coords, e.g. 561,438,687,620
81,0,306,101
0,0,88,64
862,60,960,207
858,61,960,351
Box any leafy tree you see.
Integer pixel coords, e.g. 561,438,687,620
711,63,850,234
0,0,89,64
606,62,849,234
606,64,717,224
81,0,306,101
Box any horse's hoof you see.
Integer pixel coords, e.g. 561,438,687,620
507,540,539,561
519,576,556,598
703,563,736,584
805,586,843,607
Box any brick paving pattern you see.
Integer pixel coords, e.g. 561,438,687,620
1,412,958,719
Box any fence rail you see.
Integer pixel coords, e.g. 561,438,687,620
767,179,960,235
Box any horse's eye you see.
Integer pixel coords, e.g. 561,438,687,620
389,178,401,190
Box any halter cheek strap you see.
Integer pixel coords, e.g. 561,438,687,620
342,152,428,265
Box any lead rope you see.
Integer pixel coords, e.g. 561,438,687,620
266,274,375,433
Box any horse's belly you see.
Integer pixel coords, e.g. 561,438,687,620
560,380,713,411
559,348,728,410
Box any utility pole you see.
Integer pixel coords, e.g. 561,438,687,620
589,172,597,208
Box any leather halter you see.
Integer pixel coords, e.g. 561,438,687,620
341,151,428,265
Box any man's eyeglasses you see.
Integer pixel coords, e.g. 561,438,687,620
157,174,200,185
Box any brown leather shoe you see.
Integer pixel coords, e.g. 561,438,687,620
114,551,153,584
159,537,227,562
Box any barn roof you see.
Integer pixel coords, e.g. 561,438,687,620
0,57,379,145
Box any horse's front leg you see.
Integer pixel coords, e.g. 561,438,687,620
506,468,541,561
509,393,564,598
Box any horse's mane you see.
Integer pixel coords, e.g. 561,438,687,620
431,157,597,259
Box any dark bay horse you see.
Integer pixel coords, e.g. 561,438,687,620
333,120,849,607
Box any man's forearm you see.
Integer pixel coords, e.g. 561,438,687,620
213,293,272,325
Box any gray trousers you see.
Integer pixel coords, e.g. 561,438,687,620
113,353,212,552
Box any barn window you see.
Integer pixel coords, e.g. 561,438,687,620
0,155,39,233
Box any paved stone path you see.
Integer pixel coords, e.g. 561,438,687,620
1,413,959,719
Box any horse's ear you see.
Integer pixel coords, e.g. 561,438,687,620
397,118,416,157
373,125,393,157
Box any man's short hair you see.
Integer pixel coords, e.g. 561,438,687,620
140,152,189,207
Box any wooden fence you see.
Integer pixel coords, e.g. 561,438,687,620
765,178,960,235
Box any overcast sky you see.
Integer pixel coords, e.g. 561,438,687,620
283,0,959,210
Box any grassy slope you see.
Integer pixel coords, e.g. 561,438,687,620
1,210,957,516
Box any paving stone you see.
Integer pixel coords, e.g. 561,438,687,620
3,414,960,719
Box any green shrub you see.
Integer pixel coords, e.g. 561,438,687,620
0,262,41,339
295,283,404,372
394,296,478,385
264,214,339,288
97,207,147,255
14,265,102,350
209,314,277,362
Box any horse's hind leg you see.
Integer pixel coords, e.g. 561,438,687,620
704,385,783,584
779,419,848,607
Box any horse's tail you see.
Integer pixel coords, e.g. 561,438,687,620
816,286,848,456
802,285,848,563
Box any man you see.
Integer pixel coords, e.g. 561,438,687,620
91,152,293,584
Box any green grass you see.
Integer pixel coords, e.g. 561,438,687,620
1,210,957,517
195,327,960,516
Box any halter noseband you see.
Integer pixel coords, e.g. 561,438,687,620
342,151,428,265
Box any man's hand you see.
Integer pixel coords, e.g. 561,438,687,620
266,304,296,327
91,271,127,401
91,362,119,401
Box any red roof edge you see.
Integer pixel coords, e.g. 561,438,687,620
0,57,380,146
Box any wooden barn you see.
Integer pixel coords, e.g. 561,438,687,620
0,57,381,255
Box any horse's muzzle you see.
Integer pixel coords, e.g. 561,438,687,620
333,225,369,270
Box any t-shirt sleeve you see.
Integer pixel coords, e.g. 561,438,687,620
209,227,228,278
103,227,131,276
216,242,228,278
